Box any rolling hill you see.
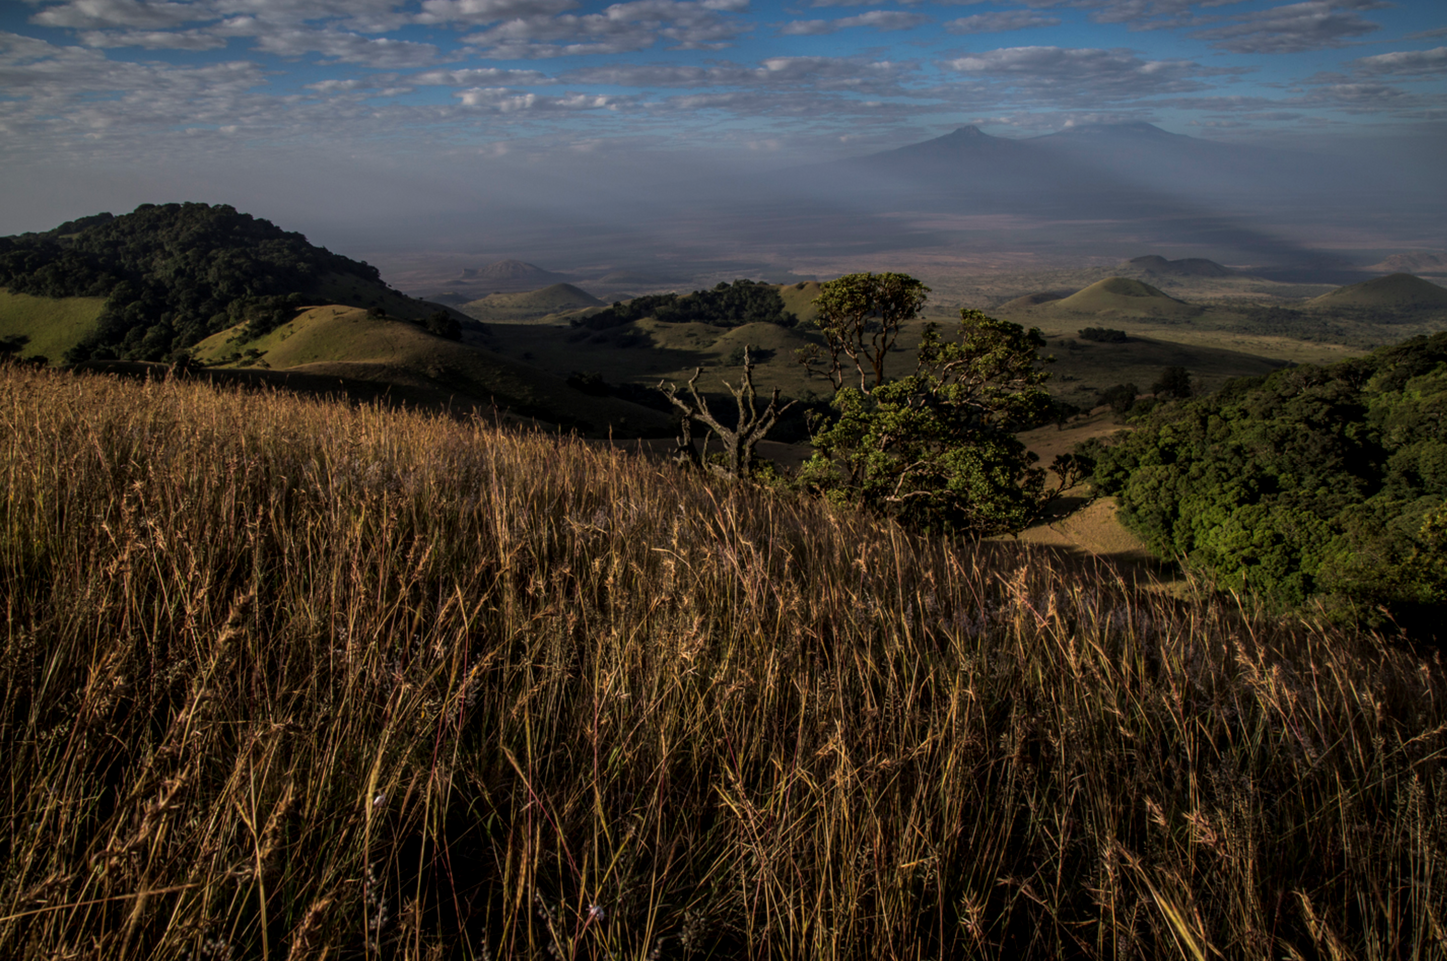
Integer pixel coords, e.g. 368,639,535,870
461,283,605,323
192,304,674,435
1365,252,1447,275
0,202,465,364
1042,277,1203,321
1308,273,1447,310
0,290,105,364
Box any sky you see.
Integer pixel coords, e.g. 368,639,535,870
1,0,1444,269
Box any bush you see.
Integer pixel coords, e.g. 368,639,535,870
1095,382,1139,415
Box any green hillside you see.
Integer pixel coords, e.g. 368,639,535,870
0,289,105,364
0,203,456,364
461,283,605,324
195,305,673,435
1046,277,1202,320
1308,272,1447,310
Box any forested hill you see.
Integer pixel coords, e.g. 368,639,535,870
0,203,389,362
1090,331,1447,635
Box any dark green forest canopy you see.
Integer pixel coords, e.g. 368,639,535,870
579,279,797,331
0,203,384,362
1090,332,1447,632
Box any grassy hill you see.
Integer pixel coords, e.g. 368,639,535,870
1045,277,1203,320
2,363,1442,959
1307,272,1447,310
194,305,674,435
461,283,605,324
0,289,105,363
0,203,464,364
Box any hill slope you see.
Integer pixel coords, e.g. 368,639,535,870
1308,273,1447,310
0,203,459,363
0,290,105,364
194,305,674,435
3,363,1442,959
1045,277,1202,320
461,283,605,323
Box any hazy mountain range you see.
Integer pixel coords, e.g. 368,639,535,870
386,122,1446,295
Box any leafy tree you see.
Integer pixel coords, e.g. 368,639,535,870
800,307,1054,536
1096,383,1139,415
0,335,29,361
798,272,930,392
578,280,798,331
1152,366,1193,400
422,310,462,341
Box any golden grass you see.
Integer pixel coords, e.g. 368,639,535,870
2,364,1445,960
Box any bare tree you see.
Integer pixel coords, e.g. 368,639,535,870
661,347,796,479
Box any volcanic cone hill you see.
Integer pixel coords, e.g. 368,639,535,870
1308,273,1447,310
1044,277,1203,321
463,260,572,291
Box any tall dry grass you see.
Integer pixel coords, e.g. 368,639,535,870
1,364,1445,960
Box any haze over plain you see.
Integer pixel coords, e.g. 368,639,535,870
1,0,1444,288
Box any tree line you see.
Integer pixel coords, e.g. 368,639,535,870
1086,333,1447,634
578,279,798,331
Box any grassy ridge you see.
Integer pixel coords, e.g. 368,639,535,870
2,366,1445,959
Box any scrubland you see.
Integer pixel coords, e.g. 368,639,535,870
2,364,1445,960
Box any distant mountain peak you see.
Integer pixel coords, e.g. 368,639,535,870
1047,121,1184,140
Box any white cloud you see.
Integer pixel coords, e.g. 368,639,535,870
415,0,580,24
944,11,1061,34
780,11,928,35
455,86,628,111
244,26,441,67
809,0,925,6
944,46,1221,102
32,0,197,30
461,0,751,57
1353,47,1447,76
78,27,229,49
412,67,555,85
1193,0,1386,54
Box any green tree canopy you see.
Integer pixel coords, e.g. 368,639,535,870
1090,331,1447,635
801,307,1054,536
803,272,930,392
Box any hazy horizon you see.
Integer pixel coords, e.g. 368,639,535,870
2,1,1444,288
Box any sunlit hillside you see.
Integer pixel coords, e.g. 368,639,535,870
3,364,1444,960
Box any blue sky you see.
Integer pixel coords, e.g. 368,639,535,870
1,0,1444,247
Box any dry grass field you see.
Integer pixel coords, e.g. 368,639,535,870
2,364,1446,960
